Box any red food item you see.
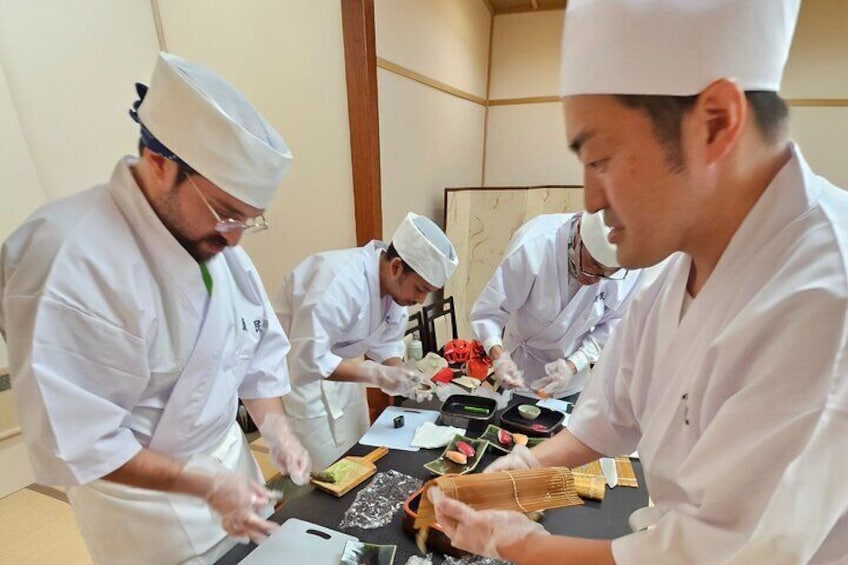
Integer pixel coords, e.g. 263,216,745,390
442,339,472,364
455,440,476,458
530,423,548,433
465,358,490,380
497,429,513,447
431,367,455,384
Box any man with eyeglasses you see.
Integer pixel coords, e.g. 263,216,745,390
470,211,646,399
0,52,311,563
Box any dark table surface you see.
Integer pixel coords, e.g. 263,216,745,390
218,397,648,564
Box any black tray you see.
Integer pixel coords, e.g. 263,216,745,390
499,403,564,437
438,394,497,428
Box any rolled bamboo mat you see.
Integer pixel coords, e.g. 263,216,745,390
415,467,583,529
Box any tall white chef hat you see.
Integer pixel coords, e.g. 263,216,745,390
390,213,459,288
580,211,619,269
134,52,292,209
560,0,801,96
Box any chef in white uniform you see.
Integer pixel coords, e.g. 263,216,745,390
470,211,642,398
428,1,848,563
275,213,458,469
0,52,312,564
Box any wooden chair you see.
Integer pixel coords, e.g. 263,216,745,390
421,296,458,354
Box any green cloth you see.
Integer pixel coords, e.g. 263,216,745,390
199,262,213,295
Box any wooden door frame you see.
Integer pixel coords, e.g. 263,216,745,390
341,0,383,245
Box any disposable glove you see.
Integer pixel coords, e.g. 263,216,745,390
483,444,542,473
492,351,525,389
357,360,432,400
258,413,312,486
182,458,281,544
530,358,575,397
428,486,549,559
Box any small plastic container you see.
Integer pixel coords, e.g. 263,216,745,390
439,394,497,428
407,339,424,361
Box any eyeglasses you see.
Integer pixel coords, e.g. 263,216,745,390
567,215,628,281
187,175,268,234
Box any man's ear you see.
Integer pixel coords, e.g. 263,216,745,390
691,79,746,166
141,148,177,187
389,257,403,277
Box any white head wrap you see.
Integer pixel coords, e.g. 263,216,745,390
138,52,292,209
580,211,619,269
560,0,801,96
390,213,458,288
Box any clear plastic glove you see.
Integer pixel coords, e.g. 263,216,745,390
483,444,541,473
358,360,430,400
428,486,549,558
492,351,525,389
530,358,575,397
258,413,312,486
182,458,280,544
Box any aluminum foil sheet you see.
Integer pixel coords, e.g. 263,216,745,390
339,470,423,529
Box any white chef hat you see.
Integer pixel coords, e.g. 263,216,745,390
136,52,292,209
390,213,459,288
561,0,801,96
580,211,619,269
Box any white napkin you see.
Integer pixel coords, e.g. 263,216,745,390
410,422,466,449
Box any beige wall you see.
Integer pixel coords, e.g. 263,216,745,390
157,1,356,286
484,4,848,189
375,0,491,233
0,1,356,366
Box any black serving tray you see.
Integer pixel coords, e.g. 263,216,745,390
499,403,564,437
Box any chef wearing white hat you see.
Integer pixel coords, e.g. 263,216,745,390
470,211,646,398
275,212,458,469
0,52,311,563
430,1,848,563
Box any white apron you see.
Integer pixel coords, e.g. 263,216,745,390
68,254,270,564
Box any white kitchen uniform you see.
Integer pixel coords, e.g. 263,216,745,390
568,144,848,564
0,157,292,564
726,345,848,564
275,242,407,469
470,214,643,395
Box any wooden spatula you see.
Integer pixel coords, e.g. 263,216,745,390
310,447,389,497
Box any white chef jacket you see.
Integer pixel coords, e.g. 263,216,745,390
275,242,407,468
0,157,291,562
568,144,848,564
470,213,643,395
725,341,848,564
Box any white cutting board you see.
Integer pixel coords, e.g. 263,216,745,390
358,406,440,451
240,518,357,565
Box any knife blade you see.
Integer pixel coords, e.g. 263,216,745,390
600,457,618,488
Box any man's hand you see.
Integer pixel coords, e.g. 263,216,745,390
428,486,549,559
258,413,312,486
492,351,525,389
483,444,542,473
530,358,576,397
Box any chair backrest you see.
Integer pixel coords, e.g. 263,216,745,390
405,310,424,338
421,296,458,354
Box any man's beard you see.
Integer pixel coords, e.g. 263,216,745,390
155,183,229,262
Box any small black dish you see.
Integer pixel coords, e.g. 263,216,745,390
439,394,497,428
500,403,564,437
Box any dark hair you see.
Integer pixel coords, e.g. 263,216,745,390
384,243,414,274
615,91,788,172
138,138,197,184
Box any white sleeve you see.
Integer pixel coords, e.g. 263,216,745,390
469,249,534,353
567,304,642,457
4,295,146,486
